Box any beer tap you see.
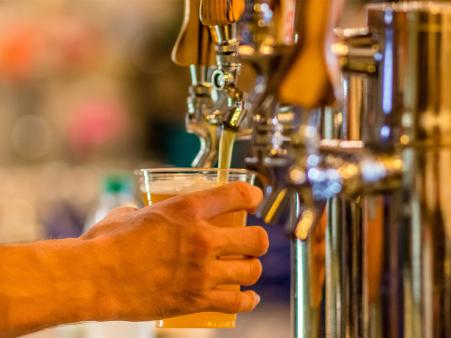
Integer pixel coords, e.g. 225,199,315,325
241,0,341,228
200,0,248,133
253,2,451,338
172,2,450,337
230,0,299,220
172,0,217,167
245,1,352,338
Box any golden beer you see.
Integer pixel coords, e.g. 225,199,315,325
217,128,237,182
137,169,255,328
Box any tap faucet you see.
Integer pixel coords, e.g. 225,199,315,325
172,0,217,167
231,0,299,217
246,1,344,338
257,2,450,338
250,0,344,225
200,0,249,132
173,2,450,338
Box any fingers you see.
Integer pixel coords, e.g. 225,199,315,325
208,289,261,313
212,258,262,286
187,182,263,219
214,226,269,257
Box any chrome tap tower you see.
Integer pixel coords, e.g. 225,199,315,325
172,1,450,338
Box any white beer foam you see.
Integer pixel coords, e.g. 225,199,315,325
144,176,220,195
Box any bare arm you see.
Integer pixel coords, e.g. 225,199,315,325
0,239,110,338
0,182,269,338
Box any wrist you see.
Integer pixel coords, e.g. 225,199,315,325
37,238,104,324
63,238,106,322
78,237,123,321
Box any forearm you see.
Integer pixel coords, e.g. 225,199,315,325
0,238,115,337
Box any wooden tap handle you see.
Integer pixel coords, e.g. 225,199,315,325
200,0,245,26
172,0,216,66
278,0,344,108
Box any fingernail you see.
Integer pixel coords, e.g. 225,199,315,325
255,294,261,304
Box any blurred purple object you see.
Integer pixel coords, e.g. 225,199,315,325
43,201,85,239
246,214,290,303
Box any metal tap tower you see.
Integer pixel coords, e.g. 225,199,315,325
172,1,451,338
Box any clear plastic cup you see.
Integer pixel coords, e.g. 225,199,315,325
136,168,256,329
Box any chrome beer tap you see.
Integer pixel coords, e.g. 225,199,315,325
233,1,345,336
200,0,253,134
172,0,217,167
235,0,299,219
252,2,451,338
351,4,450,337
173,1,450,338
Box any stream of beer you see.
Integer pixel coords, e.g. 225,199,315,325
217,128,237,183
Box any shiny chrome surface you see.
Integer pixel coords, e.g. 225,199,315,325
360,3,451,337
174,0,252,168
254,2,450,338
292,197,327,338
332,28,381,75
323,3,451,338
200,0,249,132
171,0,219,168
324,74,365,338
186,65,219,167
365,2,451,149
175,1,451,338
238,1,299,220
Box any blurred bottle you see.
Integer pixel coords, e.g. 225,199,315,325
84,174,136,230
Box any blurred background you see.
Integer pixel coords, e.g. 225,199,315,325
0,0,387,337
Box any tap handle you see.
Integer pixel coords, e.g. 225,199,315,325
172,0,216,67
292,203,326,241
278,0,344,108
200,0,245,26
277,0,297,45
258,187,293,225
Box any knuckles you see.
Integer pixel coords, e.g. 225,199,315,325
195,268,215,292
180,263,214,302
189,291,211,312
171,195,201,218
182,226,217,259
179,227,218,287
232,182,255,206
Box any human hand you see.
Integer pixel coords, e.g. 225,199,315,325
81,182,269,321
